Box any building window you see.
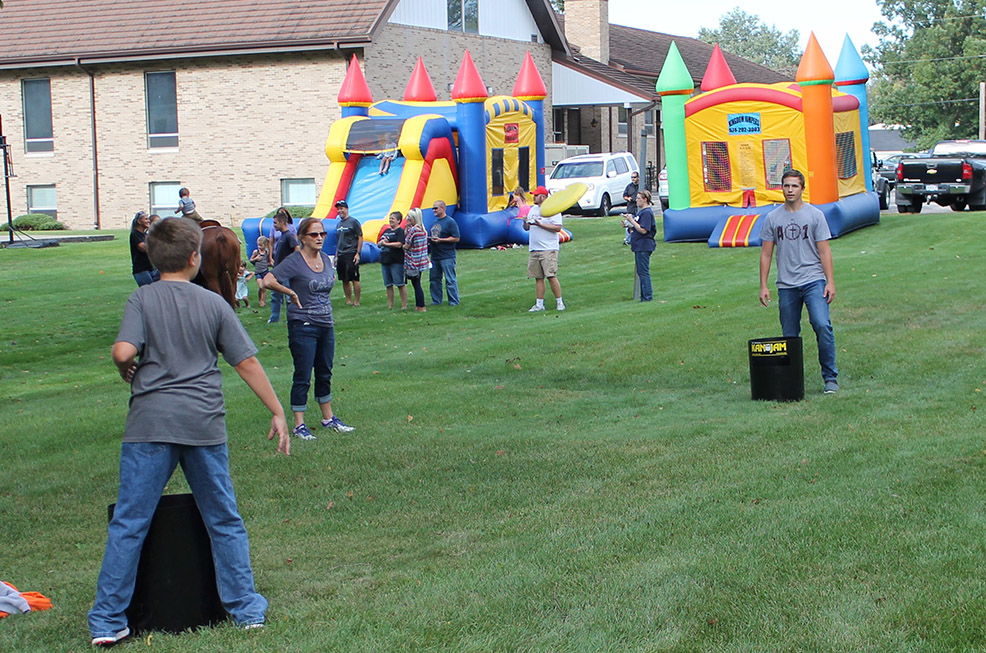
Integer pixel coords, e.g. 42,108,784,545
448,0,478,33
22,79,54,153
27,185,57,217
281,178,317,206
552,108,565,142
150,181,182,216
763,139,792,190
619,107,656,137
835,132,857,179
145,72,179,149
701,141,731,192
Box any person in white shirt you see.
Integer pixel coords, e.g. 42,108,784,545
523,186,565,312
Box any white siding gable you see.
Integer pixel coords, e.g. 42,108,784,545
389,0,544,44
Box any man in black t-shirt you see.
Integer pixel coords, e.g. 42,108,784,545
334,200,364,306
268,210,300,324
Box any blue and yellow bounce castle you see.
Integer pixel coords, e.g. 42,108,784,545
242,51,557,259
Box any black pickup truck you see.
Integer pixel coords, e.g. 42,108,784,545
895,140,986,213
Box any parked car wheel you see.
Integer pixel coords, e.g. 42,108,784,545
597,193,612,217
878,186,889,210
911,201,923,214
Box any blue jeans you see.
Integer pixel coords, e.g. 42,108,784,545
287,321,334,412
778,278,838,383
429,257,459,305
634,250,653,301
89,443,267,637
269,291,283,322
133,270,159,287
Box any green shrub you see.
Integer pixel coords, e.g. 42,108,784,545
263,205,315,219
0,213,66,231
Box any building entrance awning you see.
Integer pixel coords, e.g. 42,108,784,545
551,60,654,107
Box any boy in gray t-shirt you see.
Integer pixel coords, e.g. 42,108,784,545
89,218,290,646
759,203,831,289
758,169,839,394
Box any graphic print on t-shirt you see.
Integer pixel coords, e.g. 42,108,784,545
779,222,809,241
307,276,333,317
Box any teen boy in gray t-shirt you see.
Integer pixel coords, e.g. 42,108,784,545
759,169,839,394
89,218,290,646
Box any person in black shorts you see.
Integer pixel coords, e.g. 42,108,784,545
333,200,363,306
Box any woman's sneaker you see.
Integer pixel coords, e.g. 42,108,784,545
92,627,130,646
321,416,354,433
293,424,317,440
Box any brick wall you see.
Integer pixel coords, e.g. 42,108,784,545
563,0,609,64
0,68,95,228
1,51,348,230
365,23,553,138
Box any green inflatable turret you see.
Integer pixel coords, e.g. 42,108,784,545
656,43,694,211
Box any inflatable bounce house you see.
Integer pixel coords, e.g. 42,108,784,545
658,34,879,247
242,51,567,260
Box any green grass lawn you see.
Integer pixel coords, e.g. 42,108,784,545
1,212,984,651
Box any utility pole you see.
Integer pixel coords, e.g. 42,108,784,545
979,82,986,140
1,115,14,244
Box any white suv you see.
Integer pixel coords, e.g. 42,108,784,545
545,152,639,216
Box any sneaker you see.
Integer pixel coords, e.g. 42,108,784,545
293,424,317,440
556,301,566,311
92,627,130,646
321,416,355,433
528,304,545,312
242,622,265,630
824,380,839,394
267,317,279,324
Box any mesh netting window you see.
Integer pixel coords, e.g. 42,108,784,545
702,142,731,192
763,139,792,189
835,132,857,179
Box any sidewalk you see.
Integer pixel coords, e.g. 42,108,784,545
1,232,115,248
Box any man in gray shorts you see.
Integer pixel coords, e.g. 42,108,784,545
524,186,565,312
759,169,839,393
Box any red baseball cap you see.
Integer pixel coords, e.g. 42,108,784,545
533,186,549,196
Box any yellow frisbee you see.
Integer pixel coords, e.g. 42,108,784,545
539,182,588,217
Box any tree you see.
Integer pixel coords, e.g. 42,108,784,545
866,0,986,148
697,8,801,75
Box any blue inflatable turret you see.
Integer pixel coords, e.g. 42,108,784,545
452,50,489,214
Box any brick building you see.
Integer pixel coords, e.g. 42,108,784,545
0,0,566,229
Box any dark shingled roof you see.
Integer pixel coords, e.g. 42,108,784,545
869,127,918,152
608,25,788,86
0,0,391,67
551,16,786,104
554,52,658,101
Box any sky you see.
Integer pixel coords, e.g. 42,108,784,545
607,0,887,63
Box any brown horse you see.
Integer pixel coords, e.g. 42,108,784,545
198,220,241,308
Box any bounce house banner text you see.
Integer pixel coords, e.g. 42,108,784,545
728,113,761,136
